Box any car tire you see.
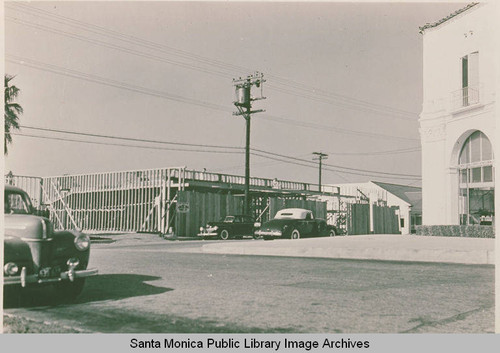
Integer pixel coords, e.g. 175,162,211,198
57,278,86,301
219,229,230,240
290,229,301,239
329,229,336,237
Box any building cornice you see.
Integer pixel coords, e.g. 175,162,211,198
419,3,479,34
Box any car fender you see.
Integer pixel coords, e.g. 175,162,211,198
3,235,33,266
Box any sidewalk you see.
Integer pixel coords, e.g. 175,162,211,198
199,234,495,265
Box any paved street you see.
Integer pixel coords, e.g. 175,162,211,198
4,237,495,333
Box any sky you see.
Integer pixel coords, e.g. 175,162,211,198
3,1,464,187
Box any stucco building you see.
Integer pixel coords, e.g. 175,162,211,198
419,3,495,226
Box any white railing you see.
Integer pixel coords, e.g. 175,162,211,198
183,169,315,192
5,167,327,233
451,86,480,110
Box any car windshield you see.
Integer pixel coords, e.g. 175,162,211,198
4,191,33,215
223,216,235,223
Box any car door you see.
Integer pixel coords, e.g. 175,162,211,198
316,220,327,236
235,216,251,236
300,212,315,236
241,216,254,235
231,216,243,235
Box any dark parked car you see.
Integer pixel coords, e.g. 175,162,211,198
198,215,260,240
3,185,98,299
254,208,337,240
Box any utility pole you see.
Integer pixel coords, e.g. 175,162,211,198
313,152,328,192
233,72,266,216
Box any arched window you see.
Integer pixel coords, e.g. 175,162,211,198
458,131,494,225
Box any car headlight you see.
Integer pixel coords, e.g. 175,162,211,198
200,227,204,232
4,262,19,276
74,233,90,251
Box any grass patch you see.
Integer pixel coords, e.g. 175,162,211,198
3,315,88,334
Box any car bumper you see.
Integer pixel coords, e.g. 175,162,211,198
197,232,218,237
254,230,283,238
3,267,98,287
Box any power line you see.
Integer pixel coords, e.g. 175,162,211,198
5,14,418,122
266,84,417,121
12,133,244,154
324,147,421,156
6,2,420,121
259,114,419,142
5,16,237,79
211,153,314,173
13,127,420,180
20,125,244,150
17,125,420,178
6,2,248,74
7,55,418,142
6,54,232,113
250,152,421,181
251,148,421,178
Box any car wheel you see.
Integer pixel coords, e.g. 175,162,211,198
219,229,230,240
290,229,301,239
329,229,336,237
57,278,86,301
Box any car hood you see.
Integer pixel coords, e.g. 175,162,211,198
205,222,224,227
4,214,52,240
259,219,296,230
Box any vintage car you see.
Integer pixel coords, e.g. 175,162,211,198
198,214,260,240
3,185,98,299
254,208,337,240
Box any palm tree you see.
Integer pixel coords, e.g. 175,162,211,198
4,74,23,154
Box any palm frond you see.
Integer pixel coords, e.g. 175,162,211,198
4,74,23,155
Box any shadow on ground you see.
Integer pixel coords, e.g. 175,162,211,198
3,274,172,308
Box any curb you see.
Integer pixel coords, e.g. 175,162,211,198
200,235,495,265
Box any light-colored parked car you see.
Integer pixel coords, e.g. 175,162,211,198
254,208,337,240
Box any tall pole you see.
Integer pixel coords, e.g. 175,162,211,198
233,72,266,216
319,156,323,189
245,106,251,215
313,152,328,192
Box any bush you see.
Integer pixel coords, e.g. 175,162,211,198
415,225,494,238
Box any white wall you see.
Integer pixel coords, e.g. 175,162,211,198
420,3,496,225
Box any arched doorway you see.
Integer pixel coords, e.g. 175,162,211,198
458,131,494,225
